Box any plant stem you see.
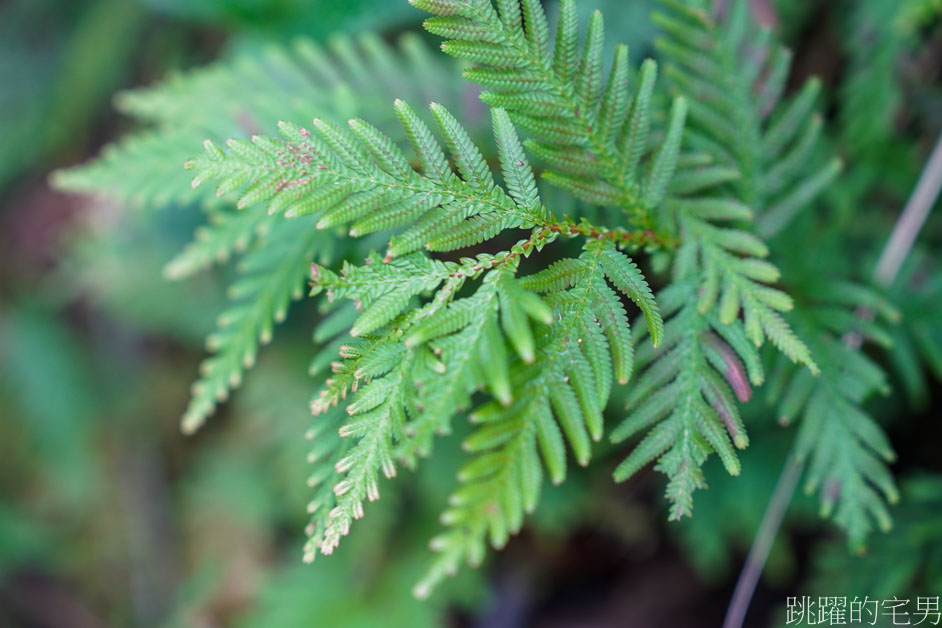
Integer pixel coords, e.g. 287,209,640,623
874,131,942,287
722,456,802,628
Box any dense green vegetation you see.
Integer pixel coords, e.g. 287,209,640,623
1,0,940,625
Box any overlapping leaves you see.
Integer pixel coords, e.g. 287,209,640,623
188,100,662,586
415,0,688,233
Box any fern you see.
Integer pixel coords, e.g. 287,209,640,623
620,0,903,550
163,205,272,280
770,297,900,550
187,103,547,257
806,473,942,601
188,101,663,581
654,0,842,239
53,33,465,210
414,0,688,234
763,207,905,547
605,0,835,515
839,0,918,158
51,0,937,602
55,32,471,433
413,242,663,595
611,280,760,519
179,217,326,433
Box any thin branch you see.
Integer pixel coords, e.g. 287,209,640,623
722,456,802,628
874,130,942,287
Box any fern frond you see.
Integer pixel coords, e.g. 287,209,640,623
307,239,659,564
839,0,915,157
657,0,900,547
52,33,476,434
652,0,825,371
301,403,350,564
163,206,270,280
187,103,551,261
770,279,901,549
610,280,758,519
606,0,843,509
415,0,688,235
603,0,844,522
307,256,524,564
54,33,463,212
181,218,324,434
594,241,664,347
807,474,942,602
415,245,656,595
611,167,803,514
654,0,842,238
672,196,817,373
191,101,663,571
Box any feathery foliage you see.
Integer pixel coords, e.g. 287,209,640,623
53,33,465,210
414,241,660,595
655,0,843,238
769,276,900,549
179,217,326,433
51,0,942,602
187,100,662,587
839,0,920,158
806,473,942,600
55,32,472,434
604,0,838,516
413,0,689,235
611,279,759,520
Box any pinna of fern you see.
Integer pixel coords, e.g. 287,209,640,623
807,473,942,601
649,0,901,548
54,32,476,435
600,0,838,519
758,194,906,549
654,0,842,239
414,0,688,237
52,32,465,212
766,274,901,551
172,0,688,438
186,100,667,590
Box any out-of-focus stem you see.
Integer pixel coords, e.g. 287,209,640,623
874,131,942,287
723,456,802,628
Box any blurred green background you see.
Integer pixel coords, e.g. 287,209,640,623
1,0,940,627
